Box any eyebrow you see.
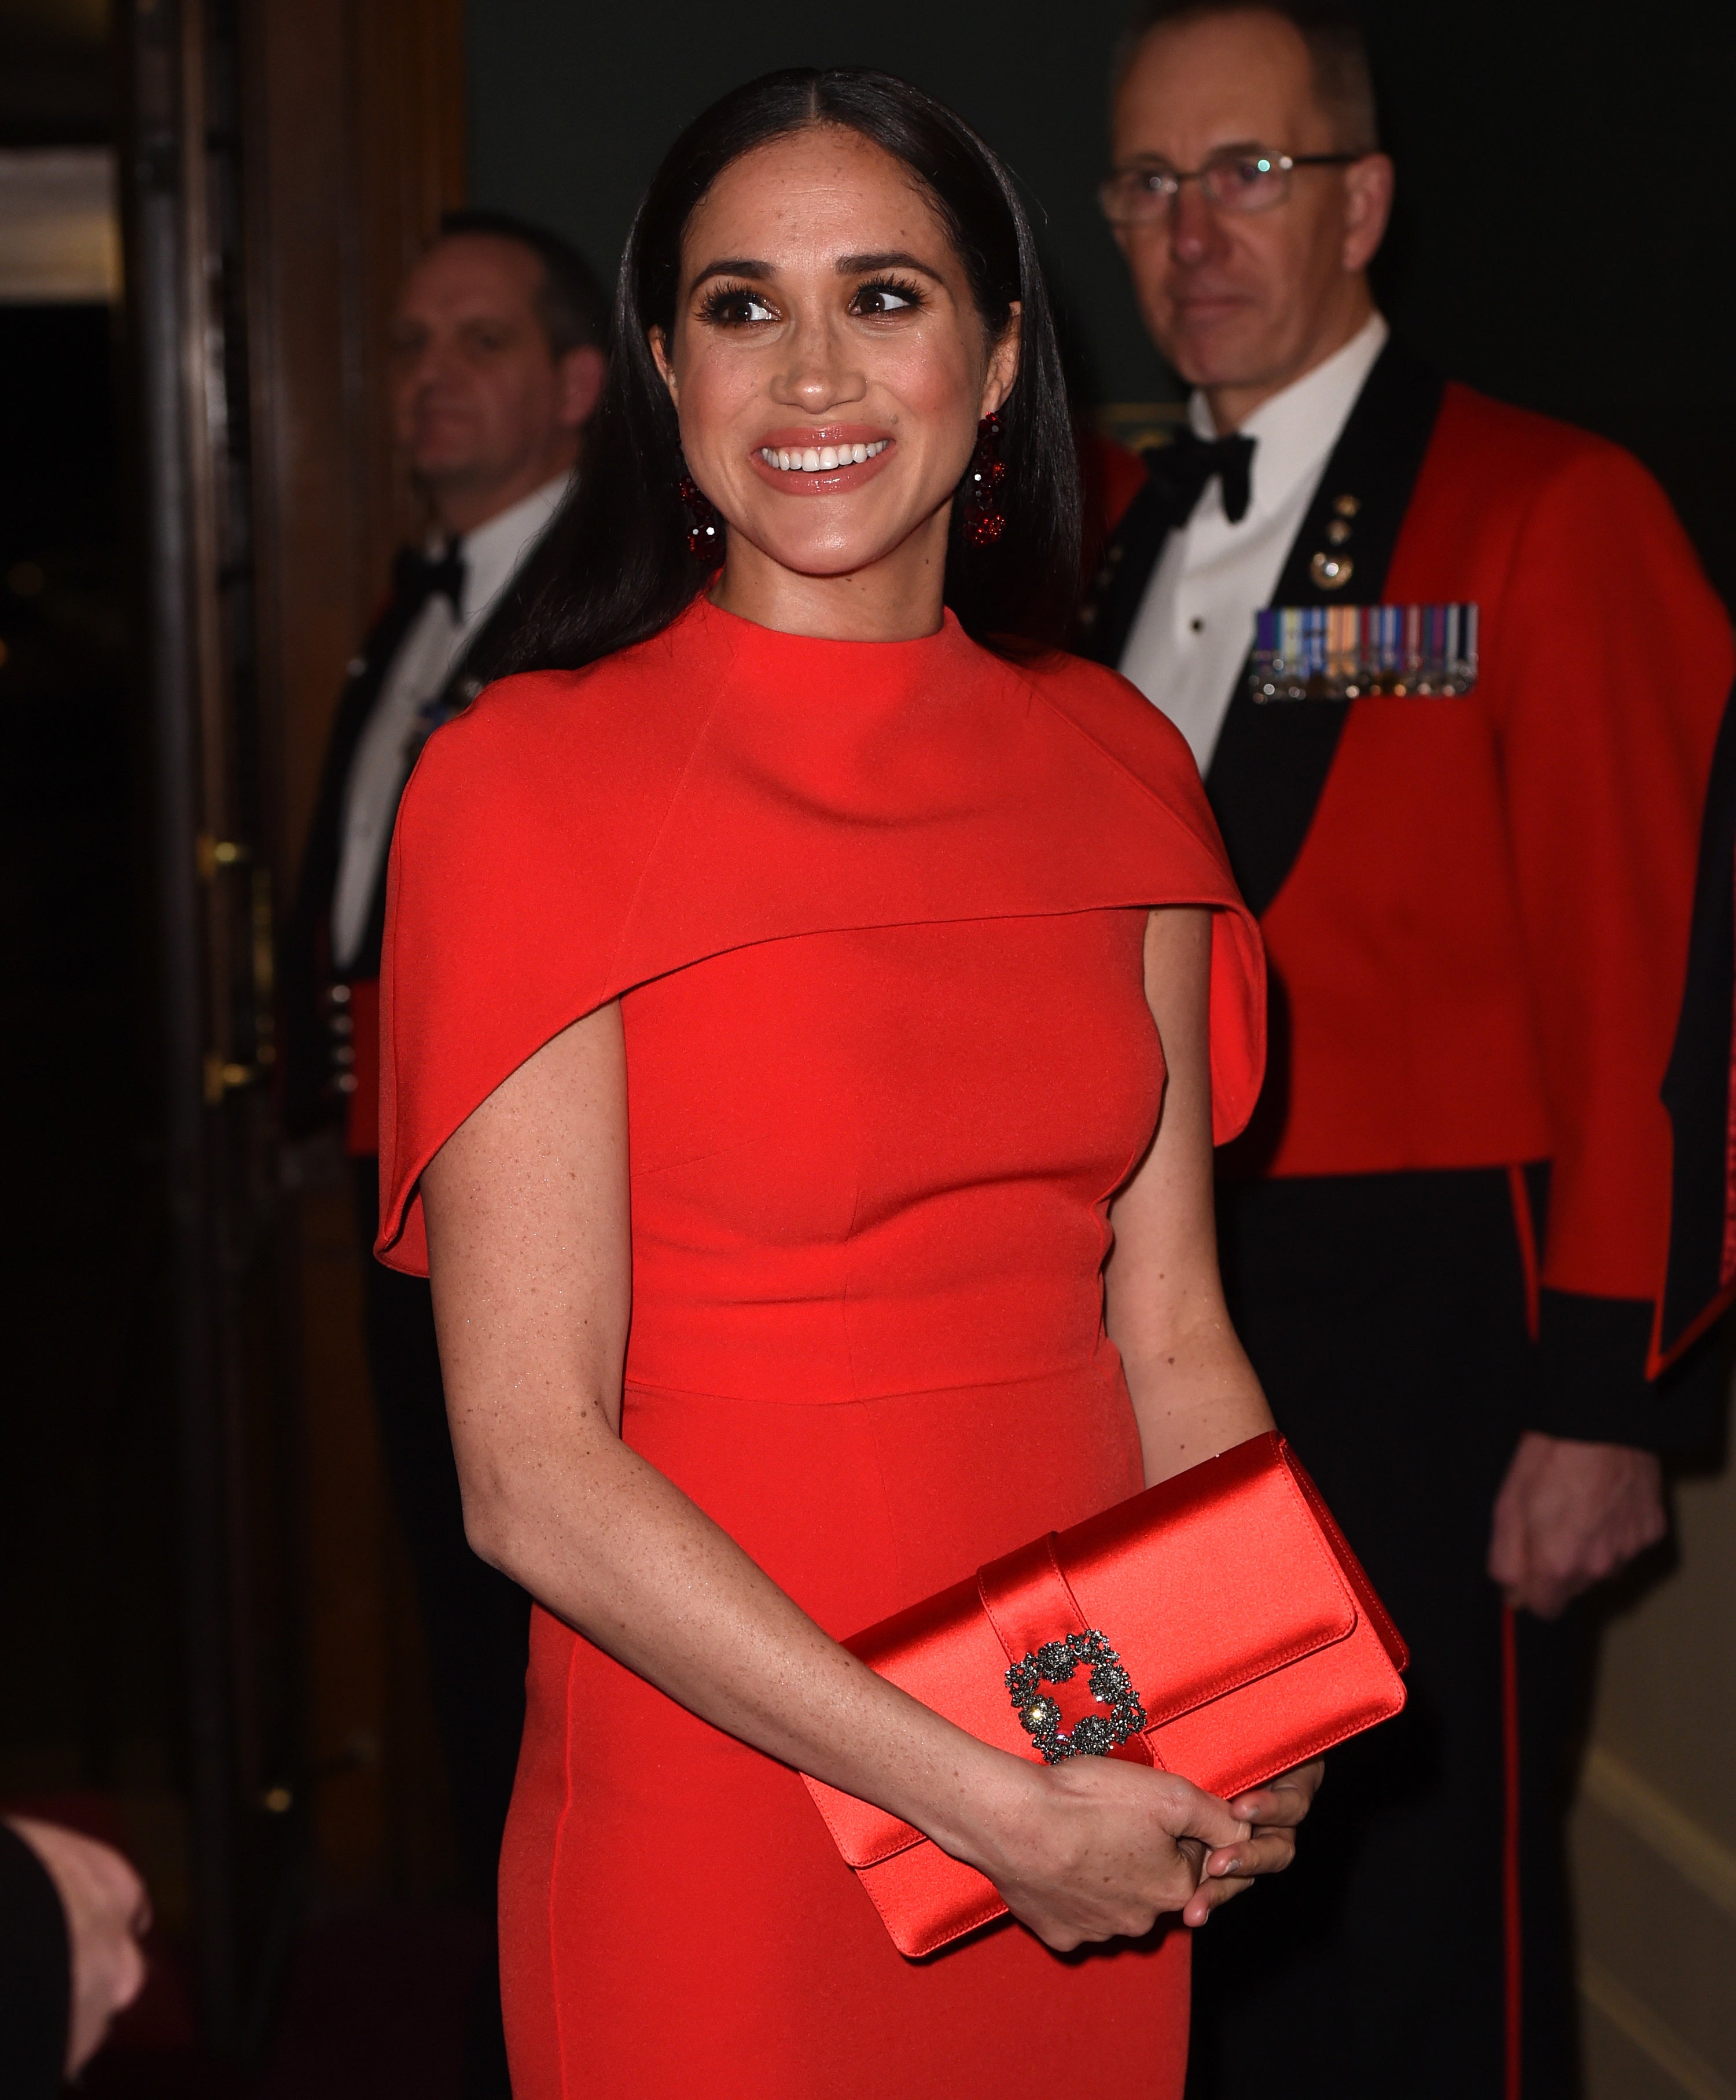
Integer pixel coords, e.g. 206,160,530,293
685,248,948,297
686,256,773,296
1120,140,1267,166
834,249,946,280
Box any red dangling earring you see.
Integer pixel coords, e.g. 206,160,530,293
679,472,724,562
961,412,1007,546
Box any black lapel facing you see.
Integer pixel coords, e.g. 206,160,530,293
280,581,429,1135
1205,339,1446,917
1077,459,1182,669
1658,674,1736,1360
290,583,428,944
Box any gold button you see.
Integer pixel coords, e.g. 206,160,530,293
1310,551,1354,590
1327,518,1352,546
1333,493,1360,518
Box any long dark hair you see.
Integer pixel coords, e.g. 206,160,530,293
512,67,1081,673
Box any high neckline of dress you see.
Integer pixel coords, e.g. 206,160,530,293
686,589,979,675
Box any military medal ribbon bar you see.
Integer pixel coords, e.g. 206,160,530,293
1249,602,1479,701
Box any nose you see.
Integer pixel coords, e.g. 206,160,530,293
1168,181,1229,268
410,337,459,393
768,307,866,415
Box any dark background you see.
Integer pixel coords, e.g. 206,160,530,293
0,0,178,1870
466,0,1736,606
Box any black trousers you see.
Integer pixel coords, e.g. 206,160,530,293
352,1162,530,2095
1187,1169,1584,2100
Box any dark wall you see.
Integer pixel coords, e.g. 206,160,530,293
466,0,1734,602
0,303,174,1796
465,2,1159,406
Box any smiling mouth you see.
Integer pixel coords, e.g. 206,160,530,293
759,439,890,473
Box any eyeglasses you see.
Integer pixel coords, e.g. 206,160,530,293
1099,146,1362,226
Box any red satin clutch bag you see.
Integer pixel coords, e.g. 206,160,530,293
803,1431,1407,1957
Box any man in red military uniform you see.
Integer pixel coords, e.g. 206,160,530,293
1079,5,1734,2094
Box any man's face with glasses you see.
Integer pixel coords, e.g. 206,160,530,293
1108,9,1393,428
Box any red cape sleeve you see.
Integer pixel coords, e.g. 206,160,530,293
374,665,686,1275
376,628,1267,1279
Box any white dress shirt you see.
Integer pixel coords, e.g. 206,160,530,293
330,473,570,970
1118,312,1389,775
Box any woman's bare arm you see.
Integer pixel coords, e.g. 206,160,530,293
1105,907,1274,1481
420,999,1246,1949
1106,906,1320,1916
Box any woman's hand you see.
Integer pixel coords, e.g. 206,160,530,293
964,1757,1249,1952
1182,1758,1325,1925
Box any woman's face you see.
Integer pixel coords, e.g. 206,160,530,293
652,125,1020,587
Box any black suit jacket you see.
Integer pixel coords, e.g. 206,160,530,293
280,512,567,1137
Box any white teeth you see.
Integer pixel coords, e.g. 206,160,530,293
759,439,890,472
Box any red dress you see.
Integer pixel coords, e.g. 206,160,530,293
377,596,1264,2098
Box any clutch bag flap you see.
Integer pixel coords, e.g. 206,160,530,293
803,1432,1406,1956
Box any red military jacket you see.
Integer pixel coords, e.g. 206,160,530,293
1082,339,1734,1440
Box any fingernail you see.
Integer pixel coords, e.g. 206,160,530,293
1220,1858,1241,1876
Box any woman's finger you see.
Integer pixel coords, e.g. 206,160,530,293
1158,1774,1254,1853
1203,1827,1297,1881
1226,1787,1307,1827
1227,1759,1325,1827
1181,1871,1253,1926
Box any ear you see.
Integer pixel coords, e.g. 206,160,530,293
556,344,608,433
1341,153,1395,275
648,325,679,408
980,302,1023,419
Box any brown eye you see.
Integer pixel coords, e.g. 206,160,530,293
700,286,778,326
851,279,922,318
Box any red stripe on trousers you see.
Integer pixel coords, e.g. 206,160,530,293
1503,1604,1523,2100
1505,1166,1540,1343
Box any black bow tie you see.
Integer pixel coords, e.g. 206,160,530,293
1145,428,1256,528
392,539,466,618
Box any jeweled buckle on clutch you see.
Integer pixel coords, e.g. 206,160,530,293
1005,1630,1147,1764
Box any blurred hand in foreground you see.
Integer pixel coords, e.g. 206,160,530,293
5,1815,150,2076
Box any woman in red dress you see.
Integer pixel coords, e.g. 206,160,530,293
376,68,1320,2097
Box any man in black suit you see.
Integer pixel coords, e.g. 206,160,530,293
282,207,606,2096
